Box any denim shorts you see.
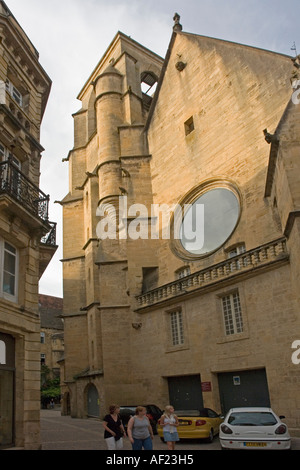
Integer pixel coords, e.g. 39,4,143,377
132,436,153,450
163,431,179,442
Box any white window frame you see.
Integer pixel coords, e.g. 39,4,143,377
170,309,184,346
40,332,45,344
221,291,243,336
5,79,23,107
0,143,21,166
0,238,19,303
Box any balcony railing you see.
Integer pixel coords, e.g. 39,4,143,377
41,221,57,246
136,238,288,309
0,159,49,222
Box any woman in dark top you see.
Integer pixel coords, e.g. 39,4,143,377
103,404,126,450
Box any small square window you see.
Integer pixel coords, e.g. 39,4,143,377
184,116,194,135
176,266,191,279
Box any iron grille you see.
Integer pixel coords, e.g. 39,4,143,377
40,221,57,246
0,159,49,222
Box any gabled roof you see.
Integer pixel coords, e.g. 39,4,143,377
144,31,177,132
145,29,292,132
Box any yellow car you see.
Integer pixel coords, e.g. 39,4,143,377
158,408,224,442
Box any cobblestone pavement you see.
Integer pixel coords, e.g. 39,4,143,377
41,409,300,451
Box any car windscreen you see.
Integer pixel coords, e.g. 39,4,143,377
228,412,278,426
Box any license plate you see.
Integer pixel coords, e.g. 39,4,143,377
244,442,267,447
179,421,190,426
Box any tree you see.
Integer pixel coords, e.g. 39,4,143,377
41,364,61,408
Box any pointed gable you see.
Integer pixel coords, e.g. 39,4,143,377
146,30,294,207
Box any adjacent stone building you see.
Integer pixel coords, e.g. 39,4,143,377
39,294,64,379
61,15,300,435
0,2,56,449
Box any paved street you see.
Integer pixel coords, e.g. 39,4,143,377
41,409,221,451
41,409,300,451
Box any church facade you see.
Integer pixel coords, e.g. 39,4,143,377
61,16,300,436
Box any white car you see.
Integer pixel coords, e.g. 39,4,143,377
219,407,291,450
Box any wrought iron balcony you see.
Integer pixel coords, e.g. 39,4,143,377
41,221,57,246
0,159,49,222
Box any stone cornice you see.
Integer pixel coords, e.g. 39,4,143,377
0,103,44,152
0,14,51,116
0,17,50,88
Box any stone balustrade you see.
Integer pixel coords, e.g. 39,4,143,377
136,238,288,308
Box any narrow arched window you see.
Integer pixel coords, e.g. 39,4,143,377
141,72,158,110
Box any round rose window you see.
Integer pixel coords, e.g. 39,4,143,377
175,187,240,257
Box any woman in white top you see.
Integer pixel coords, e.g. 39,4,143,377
159,405,179,450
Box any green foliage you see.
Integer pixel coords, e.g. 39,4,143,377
41,365,61,402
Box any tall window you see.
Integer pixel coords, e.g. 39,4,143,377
0,239,18,302
0,143,13,161
0,144,22,196
222,292,243,335
0,143,21,167
170,309,184,346
5,79,23,107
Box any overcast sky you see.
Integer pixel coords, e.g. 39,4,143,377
5,0,300,298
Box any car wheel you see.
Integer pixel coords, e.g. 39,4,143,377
206,429,214,443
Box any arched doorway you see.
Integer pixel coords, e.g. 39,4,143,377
87,384,99,418
0,333,15,448
62,391,71,416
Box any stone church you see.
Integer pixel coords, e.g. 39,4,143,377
60,14,300,436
